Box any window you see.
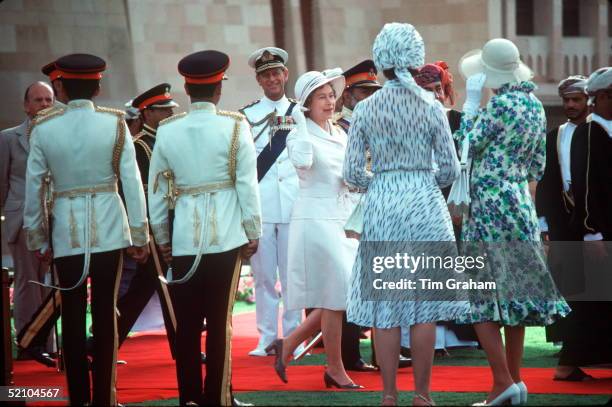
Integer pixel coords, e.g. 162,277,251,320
516,0,535,36
562,0,580,36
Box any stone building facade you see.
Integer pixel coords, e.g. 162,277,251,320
0,0,610,130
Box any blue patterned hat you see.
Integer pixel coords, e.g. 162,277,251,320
372,23,433,104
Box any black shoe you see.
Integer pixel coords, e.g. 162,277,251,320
201,352,207,364
346,359,378,372
400,346,411,358
323,371,363,389
17,348,56,368
434,348,451,358
553,367,595,382
371,354,412,369
398,355,412,368
265,339,287,383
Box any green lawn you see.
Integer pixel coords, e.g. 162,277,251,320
132,391,610,406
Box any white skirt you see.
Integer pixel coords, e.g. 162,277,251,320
285,217,358,311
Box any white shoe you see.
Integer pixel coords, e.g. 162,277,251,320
472,383,521,406
516,381,527,405
248,347,270,357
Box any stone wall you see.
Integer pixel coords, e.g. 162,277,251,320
0,0,277,129
314,0,492,105
0,0,138,129
0,0,600,130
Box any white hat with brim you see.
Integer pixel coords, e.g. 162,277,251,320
248,47,289,73
459,38,533,89
294,69,346,109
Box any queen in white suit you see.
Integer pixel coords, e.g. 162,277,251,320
266,69,362,389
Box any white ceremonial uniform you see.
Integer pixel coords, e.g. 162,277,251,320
240,95,301,352
24,100,149,257
148,102,261,254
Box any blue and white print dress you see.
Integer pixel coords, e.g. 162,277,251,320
343,79,469,328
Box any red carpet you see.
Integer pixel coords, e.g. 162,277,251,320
13,311,612,404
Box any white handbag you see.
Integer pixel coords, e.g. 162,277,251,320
447,133,472,218
344,194,364,240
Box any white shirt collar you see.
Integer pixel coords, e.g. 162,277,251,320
68,99,95,110
261,95,288,111
590,113,612,138
190,101,216,113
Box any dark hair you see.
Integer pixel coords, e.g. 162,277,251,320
383,68,420,80
186,83,218,98
61,78,100,100
383,69,397,80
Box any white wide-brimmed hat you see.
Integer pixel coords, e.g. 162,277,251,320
294,68,345,108
459,38,533,89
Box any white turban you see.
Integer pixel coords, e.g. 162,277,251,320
558,75,588,97
372,22,434,104
586,67,612,95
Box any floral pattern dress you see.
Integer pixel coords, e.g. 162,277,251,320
454,81,570,326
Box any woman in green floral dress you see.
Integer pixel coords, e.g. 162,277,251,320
454,39,570,405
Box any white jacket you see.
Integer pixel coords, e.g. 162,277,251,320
240,96,299,224
24,100,149,258
148,102,262,256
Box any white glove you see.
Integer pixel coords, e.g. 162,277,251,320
462,73,487,117
291,105,308,127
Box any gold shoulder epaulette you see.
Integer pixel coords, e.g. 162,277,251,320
134,138,153,161
27,107,66,139
218,110,245,121
95,106,125,118
239,99,260,112
159,112,187,127
36,105,61,118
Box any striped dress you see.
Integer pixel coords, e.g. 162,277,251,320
343,79,469,328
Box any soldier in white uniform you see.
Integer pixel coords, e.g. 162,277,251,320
239,47,303,357
148,50,261,407
23,53,149,406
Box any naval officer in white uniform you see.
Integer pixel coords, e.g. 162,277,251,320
240,47,303,357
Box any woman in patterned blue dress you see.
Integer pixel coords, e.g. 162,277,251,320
344,23,467,406
454,39,570,405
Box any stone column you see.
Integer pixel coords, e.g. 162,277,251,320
505,0,516,42
594,0,609,69
488,0,503,39
548,0,564,81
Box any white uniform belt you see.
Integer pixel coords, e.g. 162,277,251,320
53,183,117,199
175,180,234,197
